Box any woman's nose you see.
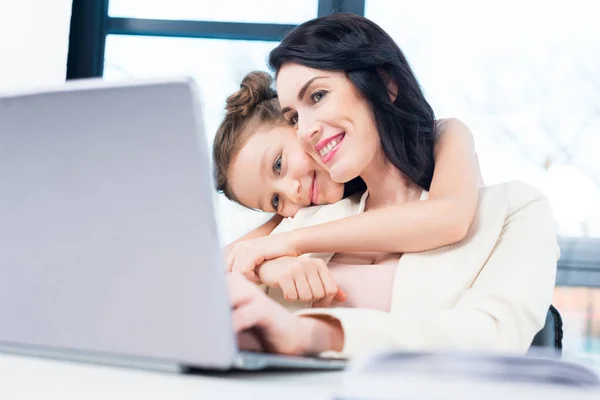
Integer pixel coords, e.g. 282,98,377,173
296,118,320,147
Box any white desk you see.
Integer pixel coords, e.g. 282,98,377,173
0,353,346,399
4,351,600,400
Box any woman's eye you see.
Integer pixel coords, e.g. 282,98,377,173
310,91,326,103
273,156,282,174
271,194,280,210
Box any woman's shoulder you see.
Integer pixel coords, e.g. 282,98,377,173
481,180,545,201
479,181,550,218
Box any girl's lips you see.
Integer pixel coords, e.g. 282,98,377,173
309,172,318,205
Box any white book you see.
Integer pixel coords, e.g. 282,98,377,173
334,350,600,400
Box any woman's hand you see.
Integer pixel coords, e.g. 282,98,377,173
256,256,347,307
226,233,300,281
229,273,344,355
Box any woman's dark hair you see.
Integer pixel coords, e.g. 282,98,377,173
269,13,437,190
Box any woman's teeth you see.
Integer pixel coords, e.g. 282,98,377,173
319,137,341,157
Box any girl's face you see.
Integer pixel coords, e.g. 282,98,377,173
228,124,344,217
275,63,381,184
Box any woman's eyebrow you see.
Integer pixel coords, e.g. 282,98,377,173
280,76,329,115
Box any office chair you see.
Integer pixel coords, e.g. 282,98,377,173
530,305,563,354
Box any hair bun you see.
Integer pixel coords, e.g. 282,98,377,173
225,71,276,117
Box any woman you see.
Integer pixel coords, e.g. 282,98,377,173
226,13,558,357
214,71,483,302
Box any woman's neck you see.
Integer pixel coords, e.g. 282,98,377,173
361,149,423,210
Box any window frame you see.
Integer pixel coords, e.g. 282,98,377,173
66,0,366,79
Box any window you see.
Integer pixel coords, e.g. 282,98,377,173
108,0,319,24
553,287,600,354
104,34,278,244
366,0,600,239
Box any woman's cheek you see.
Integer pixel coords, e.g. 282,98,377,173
310,152,329,174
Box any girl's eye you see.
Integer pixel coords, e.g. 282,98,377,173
271,194,279,210
288,114,298,126
273,156,282,174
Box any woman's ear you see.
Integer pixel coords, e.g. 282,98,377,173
377,68,398,102
388,80,398,102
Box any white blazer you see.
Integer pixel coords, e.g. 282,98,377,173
269,181,559,357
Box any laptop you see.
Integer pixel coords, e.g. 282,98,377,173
0,77,346,372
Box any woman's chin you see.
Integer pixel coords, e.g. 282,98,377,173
330,168,355,185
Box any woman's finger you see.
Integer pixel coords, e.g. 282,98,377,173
228,273,259,308
279,277,299,301
305,268,326,300
334,287,348,303
293,274,313,302
312,267,341,308
237,330,264,352
319,266,337,297
313,266,346,307
232,298,267,333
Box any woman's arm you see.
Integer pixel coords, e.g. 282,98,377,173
297,184,558,356
291,118,482,254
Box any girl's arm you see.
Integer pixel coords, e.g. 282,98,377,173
291,118,482,254
227,214,282,245
224,214,282,271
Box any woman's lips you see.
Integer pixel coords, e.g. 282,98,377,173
315,133,345,164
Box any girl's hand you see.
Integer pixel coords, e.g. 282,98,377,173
226,233,300,281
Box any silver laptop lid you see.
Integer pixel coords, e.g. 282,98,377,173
0,78,236,369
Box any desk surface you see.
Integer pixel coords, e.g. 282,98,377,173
0,353,346,399
3,352,600,400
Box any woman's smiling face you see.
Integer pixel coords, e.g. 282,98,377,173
275,63,381,184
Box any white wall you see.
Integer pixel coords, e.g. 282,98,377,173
0,0,72,92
